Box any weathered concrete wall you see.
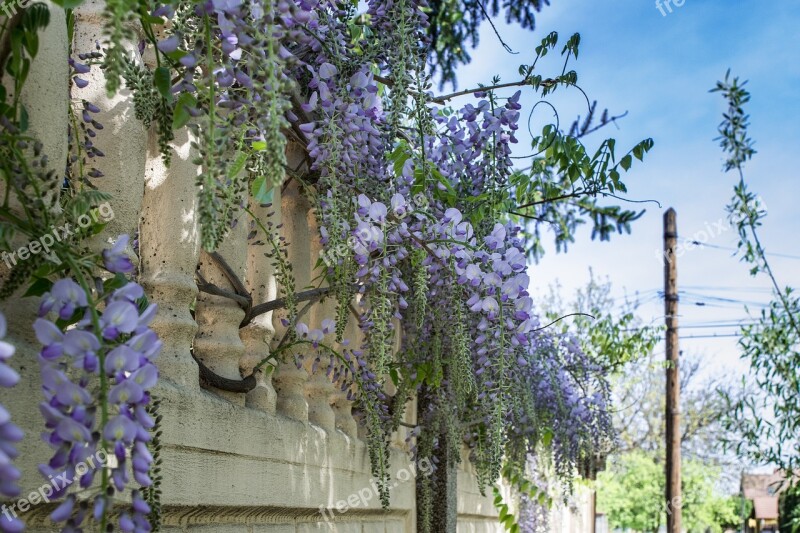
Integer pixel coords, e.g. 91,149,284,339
0,3,502,532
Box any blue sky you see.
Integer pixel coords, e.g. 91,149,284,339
452,0,800,381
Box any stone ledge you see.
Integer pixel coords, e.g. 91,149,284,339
156,380,416,513
160,505,409,526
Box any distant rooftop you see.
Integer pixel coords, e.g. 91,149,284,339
741,470,791,499
752,496,779,520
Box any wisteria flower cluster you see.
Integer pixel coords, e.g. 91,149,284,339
34,236,158,532
0,313,24,533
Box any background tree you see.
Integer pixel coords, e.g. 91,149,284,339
614,351,744,468
713,72,800,475
596,451,744,533
779,484,800,533
425,0,551,87
540,271,660,373
596,450,663,533
542,275,746,531
541,273,742,465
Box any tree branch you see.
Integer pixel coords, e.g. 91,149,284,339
242,286,332,327
193,353,257,393
516,190,590,210
195,272,251,309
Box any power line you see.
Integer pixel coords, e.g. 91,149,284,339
623,322,758,333
681,285,773,294
680,333,741,340
644,332,743,340
679,292,771,308
680,317,760,325
679,322,758,329
687,240,800,261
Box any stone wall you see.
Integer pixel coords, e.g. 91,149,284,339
0,3,502,531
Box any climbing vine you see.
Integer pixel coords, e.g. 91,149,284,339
0,0,656,531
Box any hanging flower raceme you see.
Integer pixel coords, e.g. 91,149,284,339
34,236,158,532
0,312,24,533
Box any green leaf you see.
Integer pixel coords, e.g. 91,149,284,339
163,49,187,63
620,154,632,171
172,105,190,130
251,176,274,205
18,105,28,132
23,277,52,297
23,33,39,58
542,428,553,447
229,150,248,177
103,272,129,293
140,13,167,24
252,140,267,151
51,0,85,8
153,66,172,103
390,141,411,177
173,93,196,128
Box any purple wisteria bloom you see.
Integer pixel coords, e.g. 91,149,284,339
35,237,159,531
156,35,180,54
101,301,140,340
0,313,24,533
102,235,135,274
38,279,88,319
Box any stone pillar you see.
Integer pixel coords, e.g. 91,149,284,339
303,205,336,432
239,195,280,412
136,15,201,390
194,208,248,405
72,0,146,247
272,167,308,422
330,316,359,439
140,128,201,390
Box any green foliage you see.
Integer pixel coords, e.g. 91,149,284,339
0,5,114,298
597,451,737,533
780,484,800,533
713,72,800,476
493,461,552,532
100,0,139,95
426,0,550,88
142,396,164,532
712,495,747,531
596,451,663,532
507,122,653,260
541,272,661,373
712,70,756,173
3,3,50,106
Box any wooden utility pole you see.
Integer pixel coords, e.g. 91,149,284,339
663,208,681,533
